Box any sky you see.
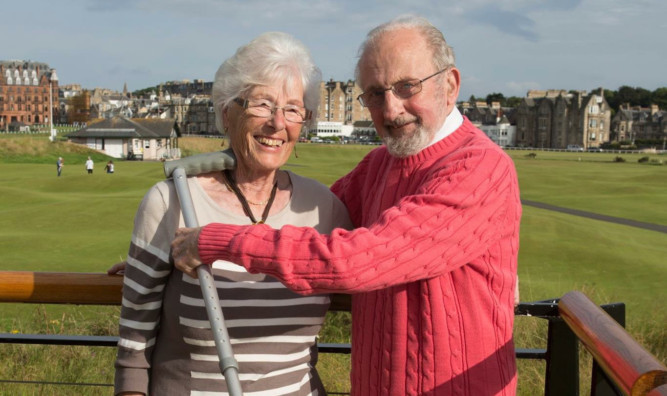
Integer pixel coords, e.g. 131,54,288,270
2,0,665,101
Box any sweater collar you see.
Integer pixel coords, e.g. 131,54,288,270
427,107,463,148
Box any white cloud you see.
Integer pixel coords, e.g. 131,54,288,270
3,0,664,94
506,81,542,96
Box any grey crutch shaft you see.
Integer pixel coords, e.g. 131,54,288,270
171,167,243,395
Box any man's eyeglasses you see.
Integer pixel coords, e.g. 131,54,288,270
357,68,448,108
233,97,311,124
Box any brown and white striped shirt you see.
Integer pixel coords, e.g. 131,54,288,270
114,171,352,395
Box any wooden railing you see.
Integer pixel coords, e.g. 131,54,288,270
1,271,666,395
559,291,667,396
0,271,352,310
0,271,122,305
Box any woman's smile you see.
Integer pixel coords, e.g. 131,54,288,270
255,135,284,148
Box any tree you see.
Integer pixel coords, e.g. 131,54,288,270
486,92,506,105
616,86,637,106
635,87,652,107
505,96,523,108
652,88,667,110
603,89,618,110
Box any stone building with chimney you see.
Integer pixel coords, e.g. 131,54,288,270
314,79,372,138
611,104,666,145
515,88,611,149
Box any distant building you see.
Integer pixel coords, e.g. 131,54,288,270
71,78,375,138
0,60,59,130
310,121,354,139
161,80,213,97
612,104,666,144
480,116,516,148
179,96,217,135
352,120,377,140
459,101,517,147
515,88,611,149
89,87,131,119
313,79,372,137
67,116,181,160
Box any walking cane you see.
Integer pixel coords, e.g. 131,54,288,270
164,149,243,396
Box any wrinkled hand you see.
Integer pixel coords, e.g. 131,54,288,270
107,261,127,275
171,227,204,278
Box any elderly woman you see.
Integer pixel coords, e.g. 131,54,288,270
114,32,352,396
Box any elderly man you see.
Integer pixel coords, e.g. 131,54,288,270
173,15,521,396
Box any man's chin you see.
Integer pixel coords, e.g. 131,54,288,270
382,126,432,158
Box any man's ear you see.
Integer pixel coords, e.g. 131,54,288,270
445,67,461,105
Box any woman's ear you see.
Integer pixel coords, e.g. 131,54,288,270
222,106,229,132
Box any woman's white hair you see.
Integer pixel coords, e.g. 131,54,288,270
212,32,321,133
354,15,456,86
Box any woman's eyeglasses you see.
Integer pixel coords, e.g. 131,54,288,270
233,97,311,124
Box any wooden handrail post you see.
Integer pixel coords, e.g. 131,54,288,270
559,291,667,396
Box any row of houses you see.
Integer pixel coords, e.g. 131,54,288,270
73,80,665,151
3,60,664,156
460,89,612,150
56,86,667,159
461,89,666,149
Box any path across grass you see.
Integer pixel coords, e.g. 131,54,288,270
522,199,667,233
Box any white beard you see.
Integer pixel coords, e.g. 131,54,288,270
382,123,432,158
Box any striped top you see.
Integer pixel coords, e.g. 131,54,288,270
114,171,352,395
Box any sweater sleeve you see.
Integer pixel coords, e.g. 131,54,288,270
330,151,373,226
114,184,175,394
198,148,520,295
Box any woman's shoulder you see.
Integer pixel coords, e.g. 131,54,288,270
285,171,333,197
283,170,352,231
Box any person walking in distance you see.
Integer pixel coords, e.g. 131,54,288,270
57,157,64,177
85,156,94,174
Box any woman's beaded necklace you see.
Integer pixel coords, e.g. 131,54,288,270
222,169,278,224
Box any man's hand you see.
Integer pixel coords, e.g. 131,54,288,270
171,227,204,278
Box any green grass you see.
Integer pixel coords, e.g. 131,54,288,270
0,136,665,395
509,150,667,225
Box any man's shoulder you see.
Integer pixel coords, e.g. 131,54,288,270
432,122,515,171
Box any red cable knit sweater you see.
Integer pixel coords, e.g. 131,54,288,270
199,118,522,395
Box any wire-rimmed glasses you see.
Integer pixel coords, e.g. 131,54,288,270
233,97,311,124
357,68,448,108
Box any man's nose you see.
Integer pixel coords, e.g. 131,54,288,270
382,89,404,119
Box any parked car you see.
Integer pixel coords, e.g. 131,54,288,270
127,151,144,160
587,147,604,152
566,145,584,152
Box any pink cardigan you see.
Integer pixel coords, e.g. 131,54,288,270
199,118,521,395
